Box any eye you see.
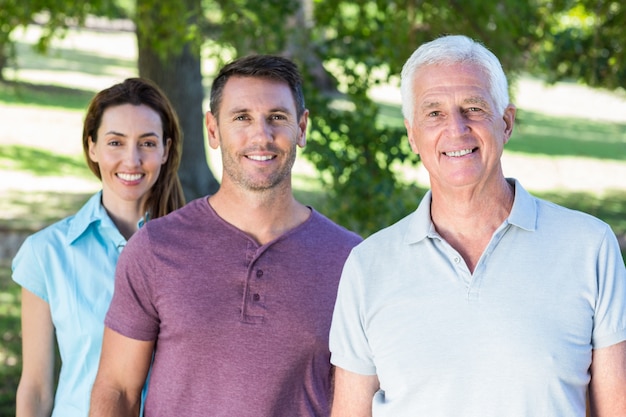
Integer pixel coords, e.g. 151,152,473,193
234,114,250,121
467,107,482,112
107,140,122,146
271,114,287,120
427,111,441,117
140,140,158,148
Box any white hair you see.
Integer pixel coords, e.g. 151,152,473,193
400,35,510,124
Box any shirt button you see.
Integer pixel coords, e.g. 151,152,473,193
253,293,260,301
256,270,263,278
453,257,461,264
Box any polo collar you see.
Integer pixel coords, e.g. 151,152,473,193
403,178,537,246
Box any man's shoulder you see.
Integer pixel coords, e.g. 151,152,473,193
514,180,612,236
346,212,417,262
535,195,611,232
126,198,211,250
148,197,209,229
309,209,363,244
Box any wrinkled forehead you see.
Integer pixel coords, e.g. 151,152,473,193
414,63,492,100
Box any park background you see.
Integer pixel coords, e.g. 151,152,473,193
1,0,626,415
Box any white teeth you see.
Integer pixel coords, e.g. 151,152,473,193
445,149,473,157
118,173,143,181
248,155,274,161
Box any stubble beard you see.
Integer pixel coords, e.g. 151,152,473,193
221,144,297,192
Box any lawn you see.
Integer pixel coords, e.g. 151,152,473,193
0,23,625,416
0,262,20,416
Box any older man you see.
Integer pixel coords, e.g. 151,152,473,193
329,35,626,417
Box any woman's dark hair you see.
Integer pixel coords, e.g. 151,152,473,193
82,77,185,218
209,54,306,120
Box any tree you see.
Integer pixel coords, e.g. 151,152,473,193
3,0,625,234
0,0,221,201
295,0,549,234
198,0,550,234
203,0,419,233
134,0,219,201
0,0,119,80
529,0,626,89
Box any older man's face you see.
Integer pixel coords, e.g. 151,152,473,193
405,62,515,193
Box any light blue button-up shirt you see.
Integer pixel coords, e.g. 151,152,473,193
12,191,131,417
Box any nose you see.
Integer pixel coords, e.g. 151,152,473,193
250,119,274,143
446,110,470,136
124,145,142,166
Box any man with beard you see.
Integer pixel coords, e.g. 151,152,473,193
90,55,362,417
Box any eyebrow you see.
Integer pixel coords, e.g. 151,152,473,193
420,101,441,111
269,107,292,114
104,130,160,138
420,96,490,111
228,106,292,115
464,96,490,107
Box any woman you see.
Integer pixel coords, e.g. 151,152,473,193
12,78,185,417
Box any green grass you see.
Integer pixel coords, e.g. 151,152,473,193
0,263,21,417
511,110,626,160
0,80,95,110
0,190,92,231
13,39,134,79
0,144,92,177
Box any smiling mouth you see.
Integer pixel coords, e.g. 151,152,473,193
444,148,476,157
117,173,143,181
247,155,275,161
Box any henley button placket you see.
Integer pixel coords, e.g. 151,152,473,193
253,270,263,301
253,270,263,302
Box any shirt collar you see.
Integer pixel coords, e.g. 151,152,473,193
403,190,433,245
403,178,537,245
137,211,150,229
66,191,150,247
66,191,113,244
506,178,537,232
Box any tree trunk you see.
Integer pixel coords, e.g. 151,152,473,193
284,0,336,93
135,0,219,202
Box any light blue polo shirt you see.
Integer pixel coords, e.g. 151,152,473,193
12,191,128,417
330,178,626,416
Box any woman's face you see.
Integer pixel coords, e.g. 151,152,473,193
88,103,170,211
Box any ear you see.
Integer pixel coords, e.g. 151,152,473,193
297,109,309,148
502,104,516,145
162,138,172,164
206,111,220,150
404,119,419,155
87,137,99,162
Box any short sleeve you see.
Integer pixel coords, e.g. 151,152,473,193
591,226,626,349
329,250,377,375
12,236,49,302
105,228,160,341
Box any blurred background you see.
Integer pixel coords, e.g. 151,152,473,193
1,0,625,414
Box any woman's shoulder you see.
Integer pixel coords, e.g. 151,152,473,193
18,192,106,250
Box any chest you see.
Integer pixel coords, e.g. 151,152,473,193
363,239,596,400
46,242,119,333
149,241,342,345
